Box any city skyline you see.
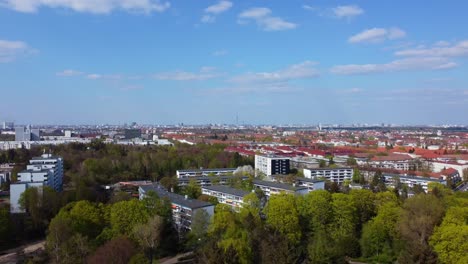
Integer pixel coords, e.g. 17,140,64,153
1,1,468,124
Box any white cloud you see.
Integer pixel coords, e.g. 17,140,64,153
0,39,33,62
332,5,364,19
302,5,316,11
56,69,83,76
201,1,232,23
86,74,102,79
331,57,457,75
153,67,220,81
205,1,232,14
238,7,297,31
395,40,468,57
349,27,406,43
212,49,228,56
231,61,319,83
1,0,170,14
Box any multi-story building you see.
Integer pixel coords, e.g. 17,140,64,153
253,179,308,197
178,175,248,187
176,168,237,178
2,121,14,130
15,126,40,141
383,173,447,193
295,178,326,191
255,155,290,176
367,154,413,171
10,154,63,213
201,185,250,211
139,184,215,233
303,167,353,183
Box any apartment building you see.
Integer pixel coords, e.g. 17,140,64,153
303,167,353,183
176,168,237,178
255,155,290,176
139,184,214,232
178,175,248,187
367,154,413,171
10,154,64,213
15,126,40,141
253,179,308,197
383,173,447,193
295,178,326,191
201,185,250,211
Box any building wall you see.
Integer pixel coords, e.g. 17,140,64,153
255,155,290,176
303,168,353,183
10,182,44,213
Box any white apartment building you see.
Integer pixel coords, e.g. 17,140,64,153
10,154,64,213
176,168,237,178
139,184,215,233
201,185,250,211
367,154,413,171
303,167,353,184
295,178,326,191
253,179,308,197
383,173,447,193
255,155,290,176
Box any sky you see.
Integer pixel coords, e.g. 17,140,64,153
0,0,467,125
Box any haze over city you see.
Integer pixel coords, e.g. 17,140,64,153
1,0,467,125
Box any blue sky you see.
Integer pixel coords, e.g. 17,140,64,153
0,0,467,125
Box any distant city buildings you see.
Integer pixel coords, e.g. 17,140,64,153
15,126,40,141
2,121,14,130
255,155,290,176
10,154,64,213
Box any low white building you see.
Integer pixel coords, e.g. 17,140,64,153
176,168,237,178
139,184,215,233
303,167,353,183
383,173,446,193
202,185,250,211
253,179,308,197
10,154,64,213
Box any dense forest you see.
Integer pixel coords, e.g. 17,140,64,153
1,142,467,263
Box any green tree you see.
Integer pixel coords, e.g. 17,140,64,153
347,157,357,166
430,206,468,264
330,193,359,258
208,204,252,264
398,194,445,264
110,200,149,236
133,215,164,263
265,193,301,245
0,207,10,243
349,189,376,232
184,179,201,199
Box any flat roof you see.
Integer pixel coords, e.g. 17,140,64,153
295,177,325,183
253,179,307,191
304,167,353,171
139,185,213,209
19,168,50,174
383,173,445,182
202,185,250,198
31,156,61,161
177,168,237,173
178,175,248,182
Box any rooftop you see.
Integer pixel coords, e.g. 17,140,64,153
177,168,237,173
139,184,213,209
304,167,353,171
202,185,250,198
253,179,307,191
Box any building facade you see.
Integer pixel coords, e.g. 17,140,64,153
10,154,64,213
201,185,250,211
178,175,248,187
15,126,40,141
176,168,237,178
383,173,447,193
303,167,353,183
253,179,308,197
139,184,215,233
255,155,290,176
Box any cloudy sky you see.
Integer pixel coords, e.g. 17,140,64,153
1,0,467,125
